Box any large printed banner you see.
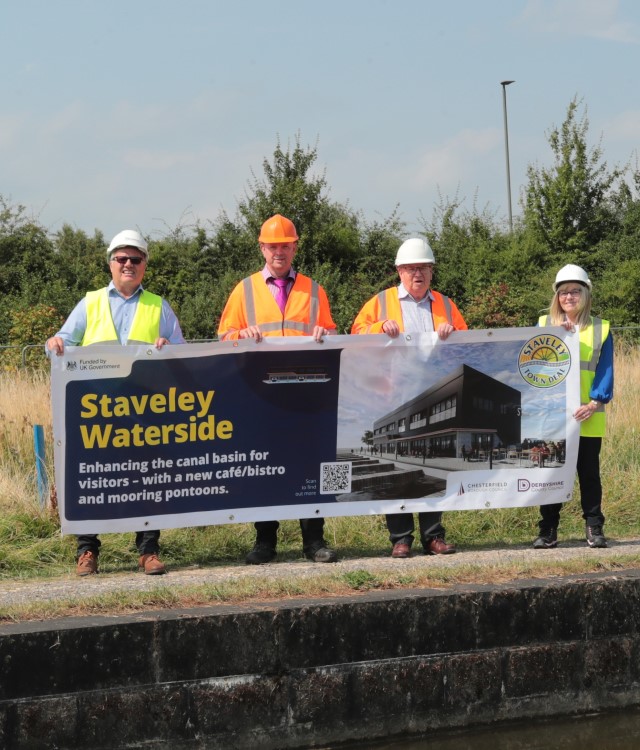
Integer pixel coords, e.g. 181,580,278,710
51,328,581,534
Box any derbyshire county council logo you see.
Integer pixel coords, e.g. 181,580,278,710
518,334,571,389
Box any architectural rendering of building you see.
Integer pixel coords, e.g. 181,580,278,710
371,364,521,459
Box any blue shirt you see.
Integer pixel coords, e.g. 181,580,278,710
397,284,435,333
50,282,185,349
589,331,614,404
537,318,614,403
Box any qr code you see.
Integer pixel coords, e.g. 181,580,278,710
320,462,352,494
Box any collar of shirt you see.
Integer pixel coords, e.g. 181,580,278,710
397,283,434,304
261,265,296,285
107,280,144,300
262,266,296,305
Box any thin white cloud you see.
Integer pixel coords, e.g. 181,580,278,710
40,101,86,137
603,110,640,140
520,0,640,43
0,115,24,148
408,129,501,192
122,149,199,170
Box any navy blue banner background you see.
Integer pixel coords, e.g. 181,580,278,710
64,348,343,521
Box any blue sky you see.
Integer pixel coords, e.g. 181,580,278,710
1,0,639,242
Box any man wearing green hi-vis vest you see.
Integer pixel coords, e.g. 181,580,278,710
46,229,185,576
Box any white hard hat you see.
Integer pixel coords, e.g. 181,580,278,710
107,229,148,259
553,264,591,292
394,238,436,266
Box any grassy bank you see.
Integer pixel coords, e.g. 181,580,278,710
1,346,638,582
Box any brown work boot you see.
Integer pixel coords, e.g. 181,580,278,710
391,542,412,558
425,537,456,555
138,553,166,575
76,550,98,576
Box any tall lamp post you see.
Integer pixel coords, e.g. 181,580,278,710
500,80,515,231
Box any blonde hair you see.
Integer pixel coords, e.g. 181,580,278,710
548,283,592,327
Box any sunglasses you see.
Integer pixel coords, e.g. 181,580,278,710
111,255,145,266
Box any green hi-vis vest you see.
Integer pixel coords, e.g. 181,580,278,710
81,288,163,346
538,315,609,437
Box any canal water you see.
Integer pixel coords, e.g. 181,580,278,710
332,706,640,749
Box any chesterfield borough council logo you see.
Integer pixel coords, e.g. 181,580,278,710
518,334,571,389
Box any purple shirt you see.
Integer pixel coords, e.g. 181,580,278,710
261,265,296,302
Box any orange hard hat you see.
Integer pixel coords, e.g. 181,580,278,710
258,214,299,243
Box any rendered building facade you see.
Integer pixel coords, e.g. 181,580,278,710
372,364,521,459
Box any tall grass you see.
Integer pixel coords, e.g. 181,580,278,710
1,347,638,578
0,369,54,513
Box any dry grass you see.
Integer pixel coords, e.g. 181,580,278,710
598,344,640,530
2,551,639,623
0,369,54,513
0,345,638,606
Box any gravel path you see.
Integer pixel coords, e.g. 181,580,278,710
2,538,639,611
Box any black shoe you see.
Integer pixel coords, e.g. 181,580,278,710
245,542,277,565
533,529,558,549
305,541,338,563
586,525,607,548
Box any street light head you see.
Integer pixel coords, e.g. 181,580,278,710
501,80,515,86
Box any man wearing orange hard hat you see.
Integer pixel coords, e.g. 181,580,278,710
218,214,338,565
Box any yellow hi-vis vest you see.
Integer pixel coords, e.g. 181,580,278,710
539,314,609,437
81,288,163,345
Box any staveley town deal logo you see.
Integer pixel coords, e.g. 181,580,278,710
518,333,571,389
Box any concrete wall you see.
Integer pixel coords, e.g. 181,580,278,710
2,569,640,749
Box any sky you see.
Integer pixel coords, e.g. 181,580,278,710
1,0,639,243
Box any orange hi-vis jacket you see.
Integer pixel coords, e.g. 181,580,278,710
351,287,467,334
218,272,336,340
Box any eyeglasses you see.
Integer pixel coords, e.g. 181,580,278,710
111,255,145,266
558,288,583,298
400,265,432,274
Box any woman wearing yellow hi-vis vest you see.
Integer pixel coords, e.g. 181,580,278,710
533,264,614,550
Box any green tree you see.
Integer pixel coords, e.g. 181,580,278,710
595,168,640,327
209,135,398,333
0,202,55,301
421,195,520,318
6,303,64,368
46,226,107,316
464,281,540,329
226,135,361,273
523,98,624,268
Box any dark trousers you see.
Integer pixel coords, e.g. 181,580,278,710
76,531,161,557
538,436,604,532
386,511,445,548
254,518,325,554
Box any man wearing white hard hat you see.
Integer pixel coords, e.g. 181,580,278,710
351,238,467,558
47,229,185,576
